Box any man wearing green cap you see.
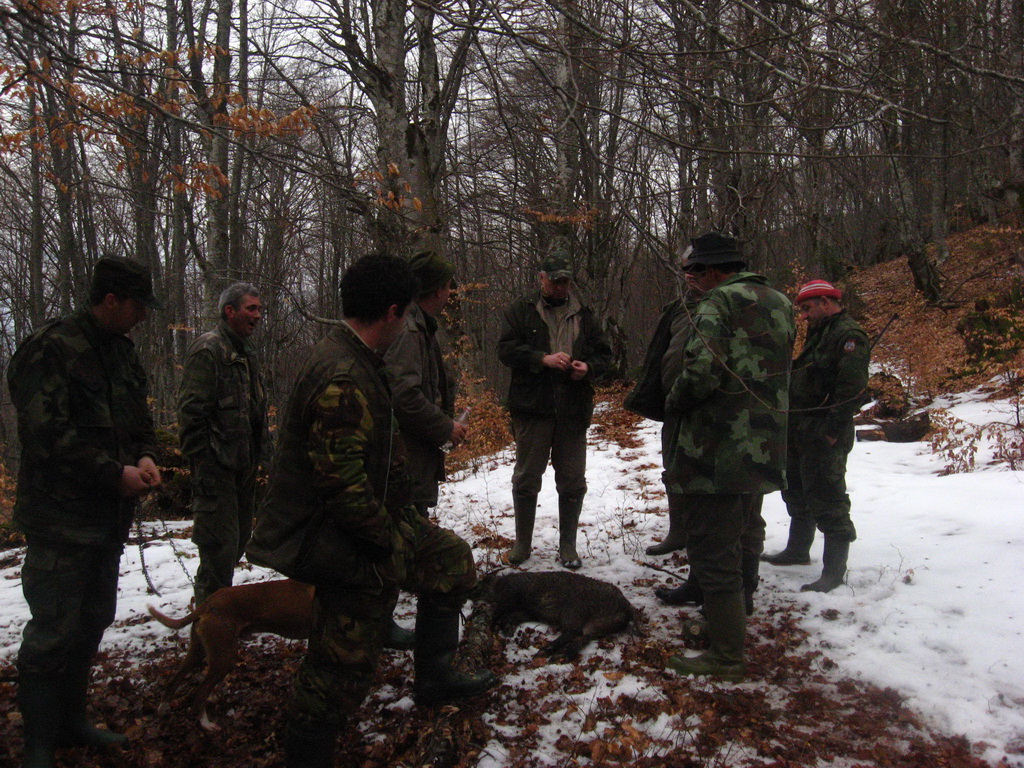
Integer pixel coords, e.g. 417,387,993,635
497,249,612,569
9,255,163,767
384,252,462,518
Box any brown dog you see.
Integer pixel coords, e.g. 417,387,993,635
148,578,314,731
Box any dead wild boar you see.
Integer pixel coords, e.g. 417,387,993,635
482,571,635,660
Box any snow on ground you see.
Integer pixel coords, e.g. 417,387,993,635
1,390,1023,766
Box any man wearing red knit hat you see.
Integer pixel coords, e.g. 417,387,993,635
762,279,870,592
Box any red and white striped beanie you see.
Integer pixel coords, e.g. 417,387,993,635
795,279,842,303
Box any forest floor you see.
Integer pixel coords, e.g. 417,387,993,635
1,220,1023,767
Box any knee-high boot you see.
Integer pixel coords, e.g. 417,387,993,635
557,493,584,569
413,595,497,706
761,516,816,565
507,492,538,565
645,492,687,556
801,538,849,593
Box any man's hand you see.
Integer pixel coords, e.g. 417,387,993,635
569,360,589,381
450,420,469,447
137,456,163,488
120,464,156,497
542,352,572,371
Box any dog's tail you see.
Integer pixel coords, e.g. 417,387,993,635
147,603,198,631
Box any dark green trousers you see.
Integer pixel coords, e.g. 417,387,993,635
681,494,765,596
18,537,121,675
510,416,588,498
782,420,857,542
191,463,257,604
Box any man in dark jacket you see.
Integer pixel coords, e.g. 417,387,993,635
9,256,163,767
664,233,794,681
497,250,612,569
762,279,869,593
177,282,270,605
247,254,494,768
384,252,463,517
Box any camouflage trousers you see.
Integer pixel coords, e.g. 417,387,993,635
782,420,857,542
18,536,122,675
191,462,257,605
682,494,765,596
289,516,477,731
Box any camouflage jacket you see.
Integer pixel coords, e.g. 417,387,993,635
383,303,455,505
666,273,795,495
246,322,416,587
8,308,159,545
497,290,612,426
177,321,270,477
790,310,870,439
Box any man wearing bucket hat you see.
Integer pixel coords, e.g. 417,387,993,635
9,255,163,766
663,233,794,681
497,248,612,569
762,279,869,593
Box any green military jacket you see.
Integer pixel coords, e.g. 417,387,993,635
383,303,455,506
625,292,702,421
666,273,795,495
177,321,270,478
8,308,159,545
497,290,612,427
246,322,415,587
790,310,870,440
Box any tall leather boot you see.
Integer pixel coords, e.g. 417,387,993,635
801,538,850,593
285,721,338,768
741,552,760,615
645,492,687,556
761,516,816,565
507,492,538,565
557,493,584,569
413,596,497,706
667,591,747,682
18,672,61,768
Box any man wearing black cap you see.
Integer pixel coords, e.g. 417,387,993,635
8,255,163,766
384,252,463,519
662,234,794,682
497,249,612,569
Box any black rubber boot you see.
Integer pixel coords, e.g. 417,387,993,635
17,673,61,768
384,616,415,650
667,591,747,682
741,552,760,615
761,516,816,565
507,492,538,565
645,493,687,556
802,539,850,593
58,664,127,749
413,596,497,706
654,575,704,606
284,722,338,768
558,493,584,569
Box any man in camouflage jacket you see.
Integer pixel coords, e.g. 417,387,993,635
246,254,494,767
177,282,270,605
763,279,869,593
664,233,794,682
497,249,613,569
9,256,163,767
384,252,462,517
